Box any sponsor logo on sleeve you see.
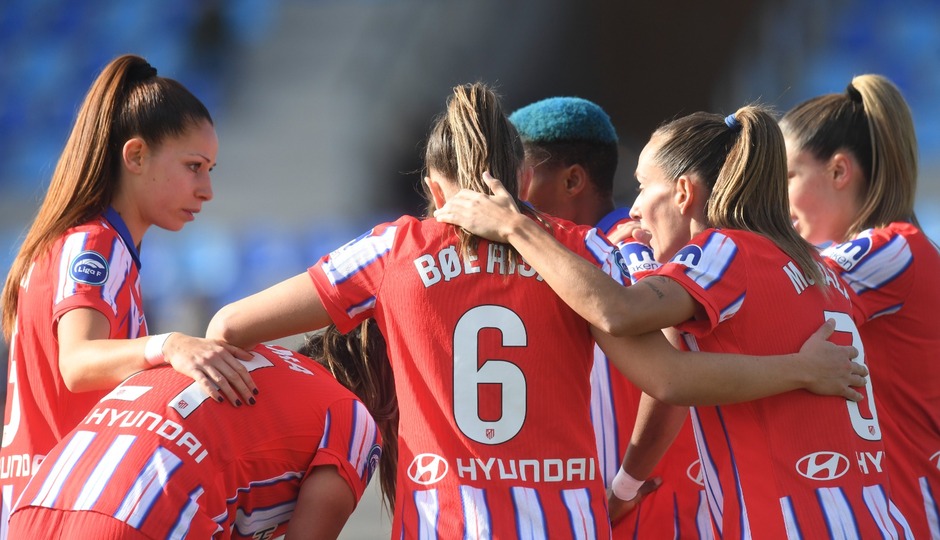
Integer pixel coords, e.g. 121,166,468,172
822,237,872,272
407,453,448,485
69,251,109,285
795,451,850,480
619,242,659,282
670,244,703,269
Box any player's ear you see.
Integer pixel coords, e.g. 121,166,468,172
424,176,448,210
564,164,588,196
674,175,695,215
830,152,854,190
122,137,147,174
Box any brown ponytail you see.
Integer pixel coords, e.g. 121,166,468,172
423,82,544,267
2,54,212,340
653,105,825,290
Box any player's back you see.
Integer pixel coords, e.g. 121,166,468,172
311,215,620,539
656,229,911,539
11,344,380,539
823,222,940,537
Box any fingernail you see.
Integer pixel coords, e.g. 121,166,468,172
216,396,224,403
248,397,256,405
252,388,259,396
235,399,242,407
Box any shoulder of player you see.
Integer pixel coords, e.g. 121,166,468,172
57,218,127,256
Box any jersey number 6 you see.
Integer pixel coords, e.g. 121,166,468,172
453,306,527,445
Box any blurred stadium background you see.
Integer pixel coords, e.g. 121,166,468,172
1,1,939,537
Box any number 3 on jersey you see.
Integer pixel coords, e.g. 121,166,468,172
453,306,527,445
825,310,881,441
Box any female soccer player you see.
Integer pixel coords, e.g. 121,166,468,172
0,54,257,532
782,74,940,539
434,105,911,537
208,85,864,539
508,96,705,538
8,343,382,539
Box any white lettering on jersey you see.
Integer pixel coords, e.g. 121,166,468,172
453,456,595,483
782,261,849,299
84,408,209,463
414,244,542,288
855,451,885,474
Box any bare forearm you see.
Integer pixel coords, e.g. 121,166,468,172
207,273,331,348
503,216,645,334
622,394,688,479
595,329,806,406
59,337,151,392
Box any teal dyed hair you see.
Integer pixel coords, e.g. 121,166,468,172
509,97,618,144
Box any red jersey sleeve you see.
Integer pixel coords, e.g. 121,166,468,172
50,226,139,330
649,230,747,337
820,225,915,321
308,221,403,334
311,398,382,504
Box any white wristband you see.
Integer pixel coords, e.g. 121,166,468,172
144,332,174,367
611,468,644,501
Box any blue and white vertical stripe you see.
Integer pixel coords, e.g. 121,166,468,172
321,226,397,286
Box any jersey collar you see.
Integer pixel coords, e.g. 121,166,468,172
103,206,142,270
595,207,633,235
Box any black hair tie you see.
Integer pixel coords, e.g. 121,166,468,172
128,62,158,83
845,83,863,104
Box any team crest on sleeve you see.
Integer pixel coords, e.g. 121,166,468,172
612,250,629,277
619,242,659,281
69,250,109,285
366,443,382,483
822,235,873,271
670,244,704,269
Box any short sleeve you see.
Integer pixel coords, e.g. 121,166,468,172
310,399,382,504
309,222,400,334
821,227,914,322
51,228,137,327
652,230,747,337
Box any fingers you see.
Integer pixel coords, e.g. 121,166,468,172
167,341,259,407
814,318,837,340
190,372,223,403
220,342,261,397
224,342,255,361
633,229,653,244
638,477,662,497
846,345,860,361
482,171,509,197
850,358,867,377
209,357,256,406
843,387,864,402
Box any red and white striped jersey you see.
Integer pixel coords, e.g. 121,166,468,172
1,208,147,538
821,222,940,539
654,228,912,539
310,214,625,539
10,344,381,539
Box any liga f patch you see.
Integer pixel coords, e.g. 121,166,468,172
69,250,109,285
